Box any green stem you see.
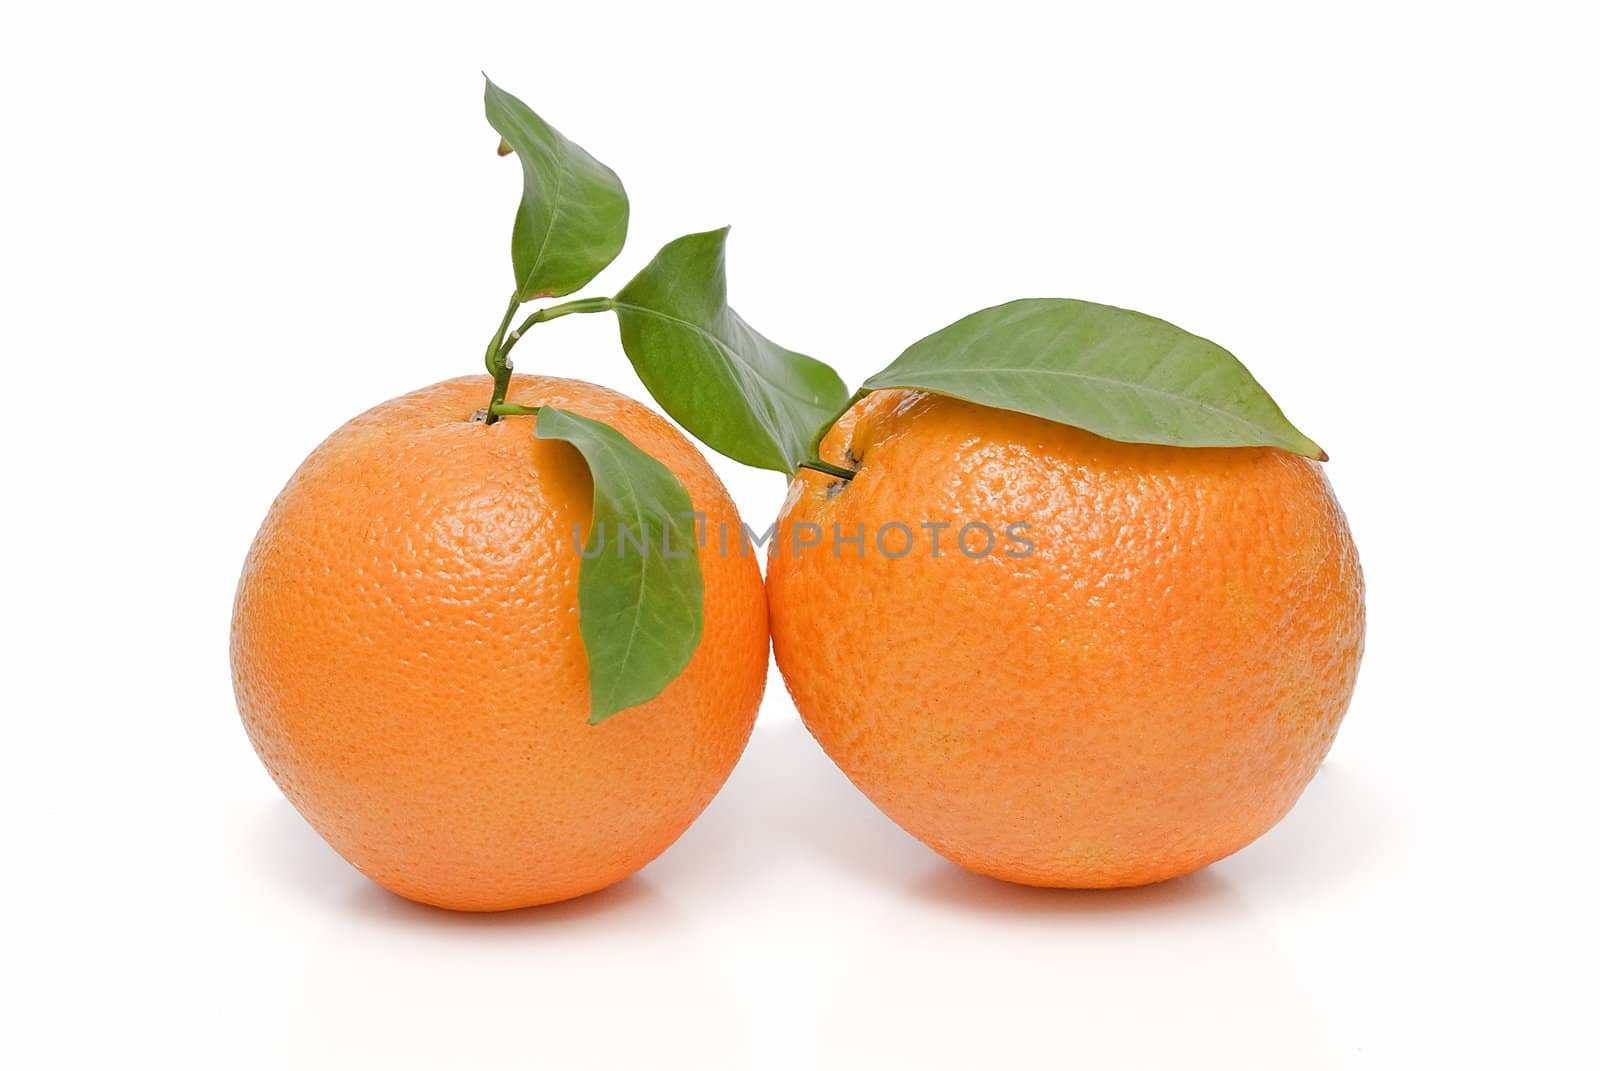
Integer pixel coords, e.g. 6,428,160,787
798,458,858,481
482,295,522,426
482,296,614,426
797,387,873,481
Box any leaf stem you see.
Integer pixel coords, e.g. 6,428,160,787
490,402,540,418
500,296,615,360
798,458,858,481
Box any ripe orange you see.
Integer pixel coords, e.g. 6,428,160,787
767,389,1364,887
231,375,767,911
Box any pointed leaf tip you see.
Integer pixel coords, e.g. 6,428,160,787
533,407,703,723
862,298,1326,459
483,80,629,299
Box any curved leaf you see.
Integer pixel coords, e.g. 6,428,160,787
484,77,629,300
612,228,849,473
534,407,703,724
863,298,1325,459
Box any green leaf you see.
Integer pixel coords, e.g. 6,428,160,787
483,77,629,301
533,407,704,724
862,298,1325,459
612,227,850,474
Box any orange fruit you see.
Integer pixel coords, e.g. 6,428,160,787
767,389,1364,888
231,375,767,911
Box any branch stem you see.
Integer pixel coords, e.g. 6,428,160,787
482,295,522,425
481,296,614,425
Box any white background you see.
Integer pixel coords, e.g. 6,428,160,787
4,2,1596,1067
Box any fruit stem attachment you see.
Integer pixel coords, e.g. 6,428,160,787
797,387,872,482
482,295,616,425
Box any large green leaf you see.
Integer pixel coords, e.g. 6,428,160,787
611,228,850,474
862,298,1325,459
533,407,703,724
484,77,629,300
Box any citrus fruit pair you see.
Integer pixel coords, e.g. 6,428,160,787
232,374,1363,910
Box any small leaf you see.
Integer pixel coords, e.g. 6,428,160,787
484,77,629,300
863,298,1325,459
534,407,704,724
612,227,850,474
